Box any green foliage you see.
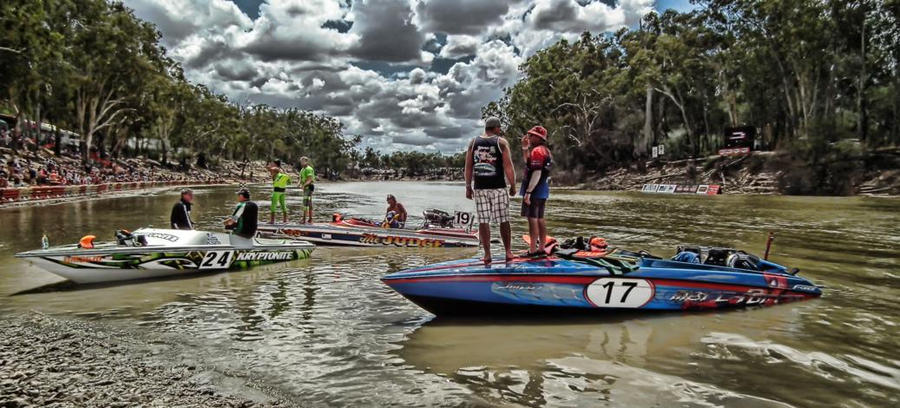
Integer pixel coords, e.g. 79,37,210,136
777,122,867,195
0,0,360,173
356,149,465,176
487,0,898,190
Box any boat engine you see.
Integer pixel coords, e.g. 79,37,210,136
674,246,761,271
726,252,760,270
116,229,147,247
423,209,454,228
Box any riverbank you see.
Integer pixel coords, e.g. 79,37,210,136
0,180,226,208
0,312,280,407
579,149,900,196
2,146,278,188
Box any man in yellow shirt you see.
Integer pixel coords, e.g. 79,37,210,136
298,157,316,224
268,160,291,224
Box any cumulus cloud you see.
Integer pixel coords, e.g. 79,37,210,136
528,0,653,33
127,0,251,46
123,0,654,152
415,0,516,35
238,0,354,61
347,0,426,62
439,35,480,58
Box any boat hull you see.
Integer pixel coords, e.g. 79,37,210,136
382,257,823,316
21,247,313,284
257,223,478,248
16,228,315,284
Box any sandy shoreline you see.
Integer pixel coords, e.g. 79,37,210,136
0,312,284,408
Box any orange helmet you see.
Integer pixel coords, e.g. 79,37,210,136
79,235,96,249
589,236,608,250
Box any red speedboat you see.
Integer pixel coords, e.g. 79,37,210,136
257,209,479,248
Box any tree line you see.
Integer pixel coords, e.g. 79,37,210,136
484,0,898,192
0,0,366,174
352,147,464,172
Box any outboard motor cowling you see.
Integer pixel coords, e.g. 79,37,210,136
423,209,454,228
726,251,760,271
116,230,135,246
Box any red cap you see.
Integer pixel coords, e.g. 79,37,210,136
527,126,548,140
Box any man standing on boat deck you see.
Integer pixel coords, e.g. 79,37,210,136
465,116,516,263
268,160,291,224
224,188,258,249
520,126,552,256
298,157,316,224
170,189,194,230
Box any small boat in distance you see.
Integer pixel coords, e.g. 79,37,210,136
258,209,479,248
16,228,315,284
382,240,823,317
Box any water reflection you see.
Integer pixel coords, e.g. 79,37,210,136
397,306,890,407
0,183,897,406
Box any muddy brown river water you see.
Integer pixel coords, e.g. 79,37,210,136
0,182,897,407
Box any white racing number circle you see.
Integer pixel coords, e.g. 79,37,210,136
585,278,655,308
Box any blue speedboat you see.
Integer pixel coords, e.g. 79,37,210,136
382,244,823,316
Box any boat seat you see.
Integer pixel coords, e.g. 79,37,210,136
672,251,701,264
555,248,639,275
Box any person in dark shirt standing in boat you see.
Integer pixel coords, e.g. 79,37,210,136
520,126,552,256
465,116,516,263
170,189,194,230
224,188,258,249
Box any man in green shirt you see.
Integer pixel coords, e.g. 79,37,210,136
268,160,291,224
298,156,315,224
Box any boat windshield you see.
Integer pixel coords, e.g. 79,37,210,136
132,229,218,246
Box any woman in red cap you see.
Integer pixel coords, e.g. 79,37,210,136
520,125,552,256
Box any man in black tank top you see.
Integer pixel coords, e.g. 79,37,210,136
465,117,516,263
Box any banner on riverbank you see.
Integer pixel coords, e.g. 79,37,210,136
0,180,224,204
641,184,721,195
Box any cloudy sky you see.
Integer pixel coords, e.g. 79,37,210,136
124,0,693,153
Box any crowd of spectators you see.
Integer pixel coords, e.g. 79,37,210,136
0,127,219,189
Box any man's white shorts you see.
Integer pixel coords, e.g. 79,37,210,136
474,188,509,224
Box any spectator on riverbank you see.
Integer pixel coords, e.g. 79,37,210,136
465,116,516,263
0,149,222,189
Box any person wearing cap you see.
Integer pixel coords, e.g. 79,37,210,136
268,160,291,224
465,116,516,263
298,157,316,224
520,125,552,256
385,194,407,228
170,189,194,230
224,188,258,248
